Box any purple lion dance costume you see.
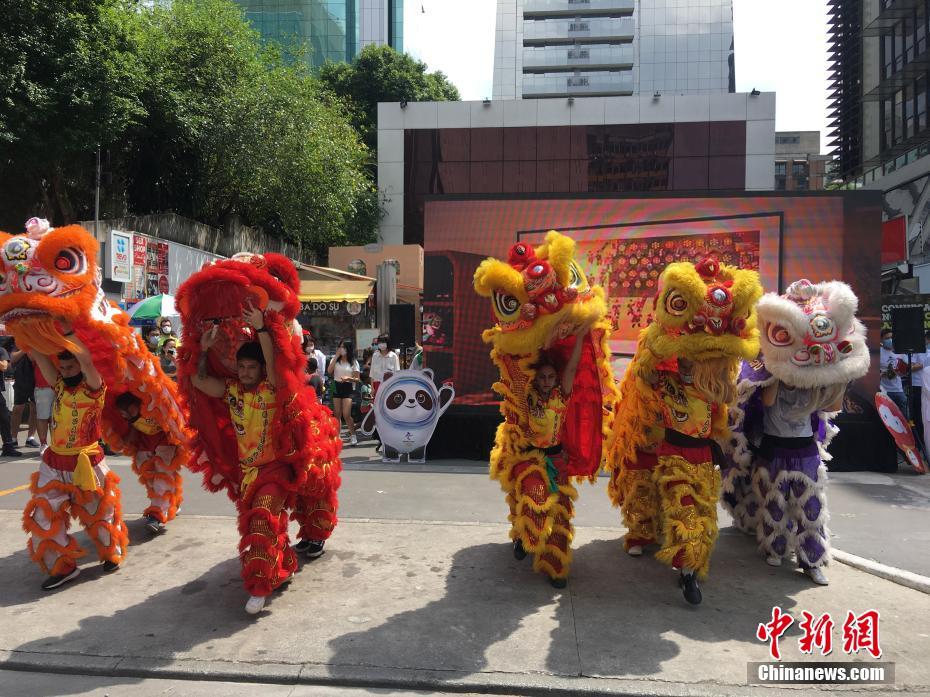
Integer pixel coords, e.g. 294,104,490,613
722,280,869,585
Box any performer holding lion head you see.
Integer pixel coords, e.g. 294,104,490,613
474,231,619,588
608,255,762,604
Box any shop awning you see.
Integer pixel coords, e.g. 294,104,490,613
298,279,373,303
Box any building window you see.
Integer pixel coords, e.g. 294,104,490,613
775,161,787,176
775,176,786,191
792,161,807,178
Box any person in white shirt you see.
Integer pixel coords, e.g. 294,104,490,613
327,340,360,445
302,334,326,382
365,334,400,395
880,329,909,416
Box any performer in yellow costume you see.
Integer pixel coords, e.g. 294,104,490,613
474,231,618,587
608,255,761,605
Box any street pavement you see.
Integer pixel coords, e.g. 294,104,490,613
0,441,928,696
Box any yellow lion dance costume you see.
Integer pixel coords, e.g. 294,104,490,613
474,231,618,587
0,219,190,584
608,255,761,604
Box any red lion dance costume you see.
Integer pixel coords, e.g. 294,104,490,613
175,252,342,611
473,231,618,587
0,219,189,582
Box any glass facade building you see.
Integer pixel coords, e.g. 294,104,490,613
493,0,735,99
234,0,403,69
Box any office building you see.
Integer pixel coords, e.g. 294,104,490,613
775,131,830,191
493,0,735,100
376,93,775,245
234,0,403,69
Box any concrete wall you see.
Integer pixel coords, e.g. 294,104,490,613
80,212,315,264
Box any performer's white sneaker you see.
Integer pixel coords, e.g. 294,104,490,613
245,595,266,614
804,567,829,586
627,545,643,557
766,555,782,567
350,435,358,446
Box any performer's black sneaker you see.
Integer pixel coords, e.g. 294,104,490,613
513,539,527,560
304,540,325,559
102,560,120,573
679,572,702,605
41,567,80,591
294,540,312,553
549,576,567,589
144,516,165,534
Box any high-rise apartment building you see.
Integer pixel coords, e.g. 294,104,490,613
233,0,403,70
493,0,735,100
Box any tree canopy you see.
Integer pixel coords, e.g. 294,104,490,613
0,0,379,256
319,44,461,153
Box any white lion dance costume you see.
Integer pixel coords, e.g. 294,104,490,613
473,232,618,587
0,219,189,583
723,280,869,583
608,256,762,604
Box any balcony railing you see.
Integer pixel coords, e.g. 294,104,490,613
523,16,634,45
521,70,634,97
522,43,634,72
523,0,634,19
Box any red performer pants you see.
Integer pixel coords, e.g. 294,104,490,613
613,451,660,550
237,466,298,597
292,460,341,543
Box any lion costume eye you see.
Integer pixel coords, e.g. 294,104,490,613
664,290,688,316
493,291,520,318
766,323,793,347
568,262,584,288
54,248,86,275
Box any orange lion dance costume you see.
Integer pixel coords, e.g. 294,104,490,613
473,231,618,587
175,252,342,611
0,218,190,583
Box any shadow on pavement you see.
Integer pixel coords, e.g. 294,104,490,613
327,541,577,680
4,556,256,697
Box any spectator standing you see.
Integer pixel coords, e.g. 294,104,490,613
160,339,178,380
156,317,179,351
0,341,22,456
327,340,360,446
145,327,161,353
33,357,54,453
366,335,400,395
303,335,326,382
10,348,40,448
307,358,324,400
880,328,910,415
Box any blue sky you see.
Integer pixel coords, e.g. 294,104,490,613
405,0,829,152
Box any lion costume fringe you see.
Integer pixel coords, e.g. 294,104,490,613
175,252,342,600
0,219,191,578
474,231,619,583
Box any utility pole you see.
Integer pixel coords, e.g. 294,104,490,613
94,146,101,239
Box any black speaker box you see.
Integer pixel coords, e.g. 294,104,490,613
389,304,416,349
891,306,925,353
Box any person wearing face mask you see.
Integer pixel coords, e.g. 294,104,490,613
145,327,161,353
302,334,326,383
115,392,184,535
156,317,179,351
365,335,400,396
879,329,910,415
23,320,128,591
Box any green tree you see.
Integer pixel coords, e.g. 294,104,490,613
0,0,145,227
129,0,377,255
319,44,461,153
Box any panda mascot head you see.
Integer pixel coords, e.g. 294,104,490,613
360,369,455,462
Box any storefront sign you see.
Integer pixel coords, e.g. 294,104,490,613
300,301,360,317
880,294,930,331
108,230,133,283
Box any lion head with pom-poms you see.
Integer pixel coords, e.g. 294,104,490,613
639,255,762,370
0,218,119,355
474,230,608,355
473,230,618,481
756,278,869,388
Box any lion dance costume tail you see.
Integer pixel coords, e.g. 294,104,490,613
175,252,342,599
474,231,618,583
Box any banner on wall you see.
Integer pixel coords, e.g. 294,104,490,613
126,235,169,301
108,230,132,283
880,294,930,331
